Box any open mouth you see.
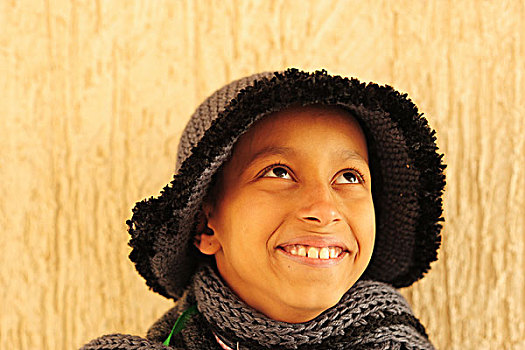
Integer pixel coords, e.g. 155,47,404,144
277,244,348,260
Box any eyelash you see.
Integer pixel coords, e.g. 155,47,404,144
259,162,366,184
259,162,288,177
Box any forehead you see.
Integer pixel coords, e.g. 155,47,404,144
249,104,362,132
229,104,369,169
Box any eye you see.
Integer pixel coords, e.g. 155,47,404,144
260,164,293,180
333,169,364,184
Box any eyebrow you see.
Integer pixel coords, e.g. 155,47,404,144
241,146,295,171
336,149,368,163
241,146,367,173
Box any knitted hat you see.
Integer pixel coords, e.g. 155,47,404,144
127,68,446,300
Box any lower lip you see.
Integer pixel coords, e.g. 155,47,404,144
276,248,348,268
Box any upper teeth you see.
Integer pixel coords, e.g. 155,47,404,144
282,245,343,259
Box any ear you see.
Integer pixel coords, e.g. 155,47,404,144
193,202,221,255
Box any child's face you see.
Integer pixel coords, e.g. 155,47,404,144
199,105,375,323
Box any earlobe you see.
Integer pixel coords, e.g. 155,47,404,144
195,232,221,255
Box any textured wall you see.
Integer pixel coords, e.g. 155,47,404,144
1,0,524,349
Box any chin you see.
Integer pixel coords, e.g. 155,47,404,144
281,285,347,314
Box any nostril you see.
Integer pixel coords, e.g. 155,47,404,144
303,216,341,224
298,202,343,225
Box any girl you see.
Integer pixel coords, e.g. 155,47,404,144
82,69,446,349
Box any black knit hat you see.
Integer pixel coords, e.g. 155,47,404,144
127,68,446,300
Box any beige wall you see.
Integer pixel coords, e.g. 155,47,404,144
1,0,524,349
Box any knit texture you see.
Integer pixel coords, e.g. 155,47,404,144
80,264,435,350
127,68,446,300
192,265,433,349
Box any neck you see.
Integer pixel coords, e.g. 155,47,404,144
223,287,332,323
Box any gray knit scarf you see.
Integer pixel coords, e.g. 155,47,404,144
81,264,435,349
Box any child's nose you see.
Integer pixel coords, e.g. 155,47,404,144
295,185,343,227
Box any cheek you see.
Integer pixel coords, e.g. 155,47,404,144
346,196,376,244
218,192,285,250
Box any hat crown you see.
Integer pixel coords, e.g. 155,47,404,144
176,72,275,172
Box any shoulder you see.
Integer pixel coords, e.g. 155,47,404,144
80,291,193,350
80,333,169,349
146,289,195,343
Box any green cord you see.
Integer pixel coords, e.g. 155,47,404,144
163,305,198,346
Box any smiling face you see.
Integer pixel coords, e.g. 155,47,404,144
198,105,375,323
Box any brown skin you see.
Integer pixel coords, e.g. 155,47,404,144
196,105,375,323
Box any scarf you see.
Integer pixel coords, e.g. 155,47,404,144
81,264,435,349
